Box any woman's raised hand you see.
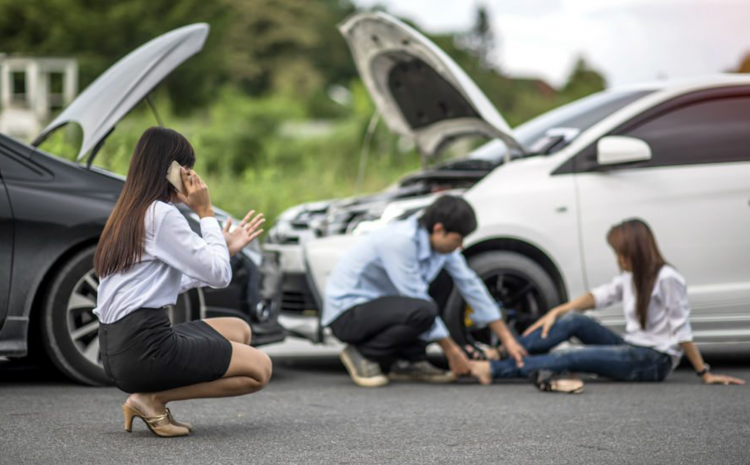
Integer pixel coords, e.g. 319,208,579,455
222,210,265,256
178,167,214,218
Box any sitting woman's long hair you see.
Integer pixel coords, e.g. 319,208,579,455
607,219,667,329
94,127,196,278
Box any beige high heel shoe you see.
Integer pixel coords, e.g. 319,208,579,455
122,404,190,437
166,408,193,432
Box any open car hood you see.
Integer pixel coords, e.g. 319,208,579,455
339,13,522,157
33,23,209,162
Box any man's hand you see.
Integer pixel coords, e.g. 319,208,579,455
488,320,527,367
222,210,265,256
446,348,471,376
503,339,528,368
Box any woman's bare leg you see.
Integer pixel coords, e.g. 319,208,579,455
203,317,253,345
125,322,272,419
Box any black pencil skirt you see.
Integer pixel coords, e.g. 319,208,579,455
98,307,233,393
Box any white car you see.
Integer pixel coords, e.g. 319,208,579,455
267,13,750,349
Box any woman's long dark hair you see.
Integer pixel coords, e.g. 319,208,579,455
94,127,195,278
606,219,667,329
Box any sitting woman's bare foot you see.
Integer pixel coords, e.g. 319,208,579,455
469,361,493,385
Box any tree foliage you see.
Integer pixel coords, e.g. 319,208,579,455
0,0,357,114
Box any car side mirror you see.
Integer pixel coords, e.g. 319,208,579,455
596,136,652,166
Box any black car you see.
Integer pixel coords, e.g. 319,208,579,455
0,24,285,386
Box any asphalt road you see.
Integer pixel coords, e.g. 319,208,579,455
1,347,749,465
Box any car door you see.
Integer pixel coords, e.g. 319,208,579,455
0,158,12,322
573,88,750,342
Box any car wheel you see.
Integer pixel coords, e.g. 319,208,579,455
40,246,198,386
444,251,561,348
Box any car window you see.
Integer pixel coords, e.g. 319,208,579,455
0,145,49,181
620,96,750,167
466,89,654,163
515,90,654,151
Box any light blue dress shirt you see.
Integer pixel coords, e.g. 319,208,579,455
322,216,502,341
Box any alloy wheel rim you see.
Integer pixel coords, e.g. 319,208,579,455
463,270,545,346
66,269,101,366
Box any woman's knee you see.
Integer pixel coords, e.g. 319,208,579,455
238,319,253,345
226,317,252,345
258,351,273,384
229,351,272,394
557,312,590,329
559,312,583,322
205,317,253,345
247,352,273,389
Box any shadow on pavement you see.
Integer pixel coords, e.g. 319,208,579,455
1,345,748,386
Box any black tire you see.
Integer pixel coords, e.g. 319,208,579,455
444,251,561,348
40,246,196,386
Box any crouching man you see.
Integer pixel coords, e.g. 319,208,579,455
322,195,527,387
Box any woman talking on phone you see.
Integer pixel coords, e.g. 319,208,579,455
94,127,271,437
470,219,744,392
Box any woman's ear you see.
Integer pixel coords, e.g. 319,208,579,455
617,254,630,271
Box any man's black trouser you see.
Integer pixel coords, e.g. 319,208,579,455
329,271,453,369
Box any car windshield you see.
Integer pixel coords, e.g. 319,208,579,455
468,89,655,163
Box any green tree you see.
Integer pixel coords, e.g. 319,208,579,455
0,0,357,114
458,5,497,70
559,56,607,102
0,0,230,113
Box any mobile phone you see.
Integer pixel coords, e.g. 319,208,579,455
166,160,187,196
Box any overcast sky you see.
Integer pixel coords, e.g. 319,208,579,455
353,0,750,88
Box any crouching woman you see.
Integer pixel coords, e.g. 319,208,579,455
94,127,272,437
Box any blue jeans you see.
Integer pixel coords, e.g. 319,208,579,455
490,313,673,382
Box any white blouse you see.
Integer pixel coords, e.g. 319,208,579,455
590,265,693,368
94,201,232,324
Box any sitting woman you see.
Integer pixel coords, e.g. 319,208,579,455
94,127,272,437
470,219,744,392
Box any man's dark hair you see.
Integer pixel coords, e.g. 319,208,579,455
418,195,477,237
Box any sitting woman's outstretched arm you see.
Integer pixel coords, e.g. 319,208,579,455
523,274,625,338
522,292,596,338
681,342,744,385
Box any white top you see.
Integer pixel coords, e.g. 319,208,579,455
94,201,232,324
590,265,693,368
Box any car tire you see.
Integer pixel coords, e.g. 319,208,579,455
444,251,561,347
40,246,196,386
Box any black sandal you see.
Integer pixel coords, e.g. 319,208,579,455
531,370,585,394
464,344,487,361
465,344,508,361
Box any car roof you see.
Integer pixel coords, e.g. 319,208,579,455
611,74,750,94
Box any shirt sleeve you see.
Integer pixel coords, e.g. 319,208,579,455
376,236,450,341
590,274,625,309
660,275,693,342
153,208,232,289
443,252,502,326
179,274,211,293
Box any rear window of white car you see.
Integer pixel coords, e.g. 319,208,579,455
468,90,654,162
